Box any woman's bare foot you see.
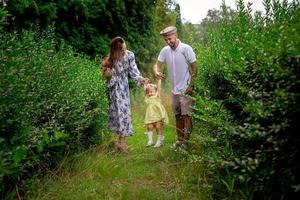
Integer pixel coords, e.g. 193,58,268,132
116,142,128,153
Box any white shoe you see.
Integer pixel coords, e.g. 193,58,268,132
146,131,153,147
146,140,153,147
154,142,162,147
154,135,164,148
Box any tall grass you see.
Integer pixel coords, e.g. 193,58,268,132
190,0,300,199
23,87,211,200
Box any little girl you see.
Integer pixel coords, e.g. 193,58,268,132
144,79,169,147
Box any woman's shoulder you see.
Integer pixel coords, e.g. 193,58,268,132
126,50,134,58
124,50,135,63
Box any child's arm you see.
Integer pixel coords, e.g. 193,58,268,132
144,84,148,96
157,79,161,94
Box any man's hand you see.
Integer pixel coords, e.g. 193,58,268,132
154,71,164,80
153,60,164,80
185,86,194,96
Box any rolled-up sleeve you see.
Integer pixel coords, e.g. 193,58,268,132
158,47,166,63
187,46,196,63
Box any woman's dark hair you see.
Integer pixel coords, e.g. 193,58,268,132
102,36,125,69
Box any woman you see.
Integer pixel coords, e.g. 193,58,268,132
101,36,147,153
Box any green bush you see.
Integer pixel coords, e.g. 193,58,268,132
0,28,108,197
191,0,299,199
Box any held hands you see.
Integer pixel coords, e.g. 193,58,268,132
154,71,164,80
140,77,150,86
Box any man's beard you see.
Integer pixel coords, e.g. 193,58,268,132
169,42,175,48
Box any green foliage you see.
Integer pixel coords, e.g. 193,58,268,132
0,27,108,198
154,0,177,32
174,3,183,36
152,0,177,50
2,0,184,76
191,0,300,198
0,4,9,31
4,0,157,60
2,0,182,75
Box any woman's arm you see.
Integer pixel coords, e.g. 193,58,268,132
103,67,112,80
127,52,144,85
101,59,116,88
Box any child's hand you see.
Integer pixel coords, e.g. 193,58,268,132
154,71,164,80
140,77,150,86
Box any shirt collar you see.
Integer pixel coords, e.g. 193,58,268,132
172,39,181,51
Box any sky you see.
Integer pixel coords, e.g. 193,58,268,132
175,0,291,24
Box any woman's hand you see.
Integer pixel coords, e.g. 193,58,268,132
103,67,113,79
140,77,150,86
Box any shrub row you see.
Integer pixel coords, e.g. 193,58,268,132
0,28,108,198
192,0,299,199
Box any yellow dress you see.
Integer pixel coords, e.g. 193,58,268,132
144,93,169,125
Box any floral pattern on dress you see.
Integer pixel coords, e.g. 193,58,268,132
106,50,142,137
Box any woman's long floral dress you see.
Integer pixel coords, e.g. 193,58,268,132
106,50,143,137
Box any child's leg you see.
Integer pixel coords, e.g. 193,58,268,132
156,121,162,135
146,123,154,146
154,121,164,147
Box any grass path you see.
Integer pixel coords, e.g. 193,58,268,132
25,89,207,200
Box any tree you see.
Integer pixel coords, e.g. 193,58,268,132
175,3,183,37
4,0,156,57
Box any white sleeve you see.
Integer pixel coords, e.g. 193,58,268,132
158,48,166,63
186,46,196,63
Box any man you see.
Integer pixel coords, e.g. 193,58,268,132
153,26,198,148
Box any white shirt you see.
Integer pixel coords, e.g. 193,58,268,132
158,41,196,94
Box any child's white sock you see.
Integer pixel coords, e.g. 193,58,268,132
146,131,153,146
154,134,164,148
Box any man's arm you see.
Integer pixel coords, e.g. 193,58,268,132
190,62,198,86
153,60,164,79
185,61,198,95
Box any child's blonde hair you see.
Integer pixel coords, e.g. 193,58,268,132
145,83,158,95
